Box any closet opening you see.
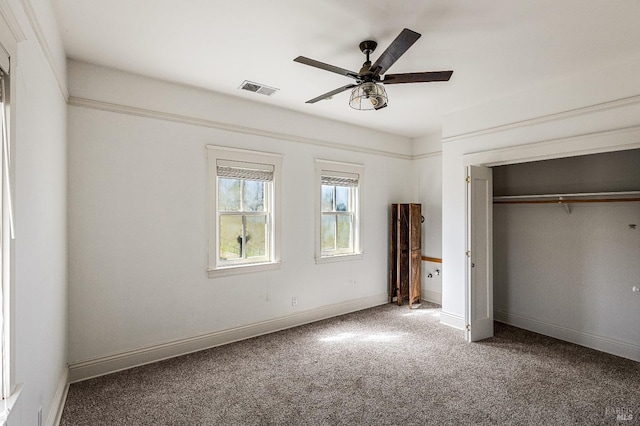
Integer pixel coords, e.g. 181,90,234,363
466,147,640,361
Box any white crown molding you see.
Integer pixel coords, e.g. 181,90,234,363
0,0,26,42
412,150,442,160
442,94,640,144
69,96,414,160
495,310,640,363
463,124,640,167
19,0,68,101
68,293,388,383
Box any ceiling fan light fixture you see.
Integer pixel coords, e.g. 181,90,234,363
349,82,388,110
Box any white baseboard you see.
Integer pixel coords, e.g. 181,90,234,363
421,290,442,305
68,294,389,383
47,368,69,426
440,310,465,330
495,310,640,363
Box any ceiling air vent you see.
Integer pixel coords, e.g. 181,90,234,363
239,80,279,96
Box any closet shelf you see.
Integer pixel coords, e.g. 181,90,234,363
493,191,640,214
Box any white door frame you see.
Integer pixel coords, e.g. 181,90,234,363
461,135,640,342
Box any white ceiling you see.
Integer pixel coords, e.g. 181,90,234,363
52,0,640,139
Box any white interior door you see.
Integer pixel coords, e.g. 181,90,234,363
466,165,493,342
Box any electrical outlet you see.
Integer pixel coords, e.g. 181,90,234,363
292,296,298,306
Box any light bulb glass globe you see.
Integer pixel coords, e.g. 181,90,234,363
349,82,388,110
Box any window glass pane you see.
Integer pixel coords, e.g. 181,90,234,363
321,215,336,251
245,215,267,258
321,185,334,212
337,215,352,250
219,215,243,260
335,186,350,212
243,180,265,212
218,178,241,212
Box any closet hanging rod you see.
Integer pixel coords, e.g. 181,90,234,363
493,190,640,201
494,198,640,205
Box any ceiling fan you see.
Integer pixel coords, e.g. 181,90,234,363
294,28,453,110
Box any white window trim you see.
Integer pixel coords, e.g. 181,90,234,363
207,145,282,278
315,159,364,264
0,18,19,418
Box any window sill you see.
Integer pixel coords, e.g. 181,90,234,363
315,253,363,264
0,383,23,426
208,261,281,278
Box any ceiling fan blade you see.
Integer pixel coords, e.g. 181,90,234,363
383,70,454,84
370,28,421,76
306,84,357,104
294,56,359,79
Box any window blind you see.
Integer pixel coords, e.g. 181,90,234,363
321,171,359,187
216,160,274,182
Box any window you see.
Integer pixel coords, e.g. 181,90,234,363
0,47,16,412
207,146,282,277
315,160,363,263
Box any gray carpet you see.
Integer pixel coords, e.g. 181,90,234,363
61,303,640,425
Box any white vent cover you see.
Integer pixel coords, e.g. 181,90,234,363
238,80,279,96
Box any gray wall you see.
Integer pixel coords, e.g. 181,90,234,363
494,149,640,195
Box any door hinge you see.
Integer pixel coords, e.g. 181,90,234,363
466,250,471,257
465,176,471,183
466,324,471,331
